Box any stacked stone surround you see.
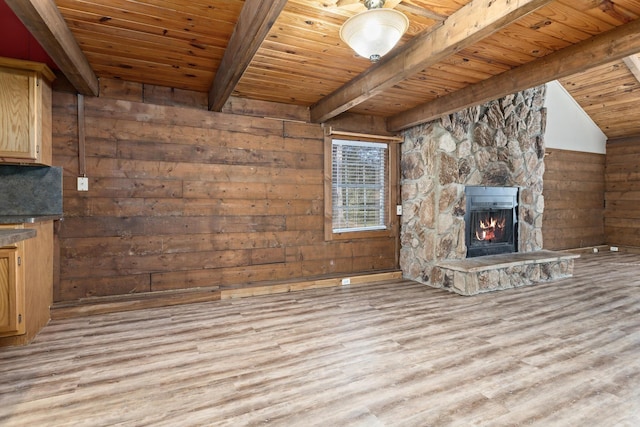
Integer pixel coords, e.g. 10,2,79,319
400,86,550,293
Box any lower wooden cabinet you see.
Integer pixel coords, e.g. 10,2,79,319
0,222,53,346
0,244,25,336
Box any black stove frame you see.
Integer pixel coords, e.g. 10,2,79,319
464,186,518,258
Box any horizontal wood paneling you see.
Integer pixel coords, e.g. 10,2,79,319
605,138,640,247
542,149,605,250
51,88,398,302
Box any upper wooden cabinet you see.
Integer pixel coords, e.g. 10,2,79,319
0,57,55,165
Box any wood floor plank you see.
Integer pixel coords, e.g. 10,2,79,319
1,252,640,425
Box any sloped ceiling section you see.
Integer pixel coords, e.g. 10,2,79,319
4,0,640,139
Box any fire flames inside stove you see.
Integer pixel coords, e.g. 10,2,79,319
472,211,509,243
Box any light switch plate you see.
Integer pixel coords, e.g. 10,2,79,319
77,176,89,191
396,205,403,215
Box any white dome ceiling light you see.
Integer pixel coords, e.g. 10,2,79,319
339,0,409,62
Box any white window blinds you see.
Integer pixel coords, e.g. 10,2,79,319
332,139,388,233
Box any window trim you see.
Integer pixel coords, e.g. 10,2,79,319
324,132,399,241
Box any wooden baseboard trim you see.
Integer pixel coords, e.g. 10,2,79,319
51,288,222,320
220,271,403,299
51,271,403,319
562,245,610,254
562,245,640,255
607,245,640,254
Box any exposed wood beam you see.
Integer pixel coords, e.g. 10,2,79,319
309,0,553,123
5,0,99,96
623,54,640,84
395,3,446,22
208,0,288,111
388,19,640,131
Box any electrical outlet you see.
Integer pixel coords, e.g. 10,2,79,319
610,246,619,252
77,177,89,191
341,278,351,286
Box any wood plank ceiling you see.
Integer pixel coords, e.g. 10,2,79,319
7,0,640,139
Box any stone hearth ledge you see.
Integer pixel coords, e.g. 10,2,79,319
434,250,579,295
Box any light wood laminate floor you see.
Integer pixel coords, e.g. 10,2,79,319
1,252,639,426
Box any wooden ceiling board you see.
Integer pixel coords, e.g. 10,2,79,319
230,2,372,108
456,41,537,69
352,39,556,117
61,19,228,66
561,58,640,139
84,54,215,92
355,1,640,120
431,53,513,77
234,44,369,104
15,0,633,139
491,22,572,55
242,57,358,92
56,10,228,45
561,61,629,89
255,38,363,72
237,0,465,110
569,0,640,21
479,1,622,57
350,63,490,116
58,0,244,25
68,28,225,68
542,1,617,34
517,10,606,44
55,1,239,41
55,0,242,92
400,0,472,16
64,27,221,90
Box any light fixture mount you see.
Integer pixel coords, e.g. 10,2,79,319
364,0,385,8
340,0,409,62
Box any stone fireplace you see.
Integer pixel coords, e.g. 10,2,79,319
400,86,548,292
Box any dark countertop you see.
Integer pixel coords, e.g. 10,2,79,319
0,215,63,224
0,229,37,247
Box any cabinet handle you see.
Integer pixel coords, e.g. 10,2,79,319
17,256,21,266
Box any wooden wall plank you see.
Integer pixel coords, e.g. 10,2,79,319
51,89,399,302
542,149,605,250
605,138,640,247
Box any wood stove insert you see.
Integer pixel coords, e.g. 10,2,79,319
465,186,518,258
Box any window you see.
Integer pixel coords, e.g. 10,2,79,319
324,135,398,240
331,139,388,233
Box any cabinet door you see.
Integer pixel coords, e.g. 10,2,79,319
0,67,38,161
0,248,25,336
